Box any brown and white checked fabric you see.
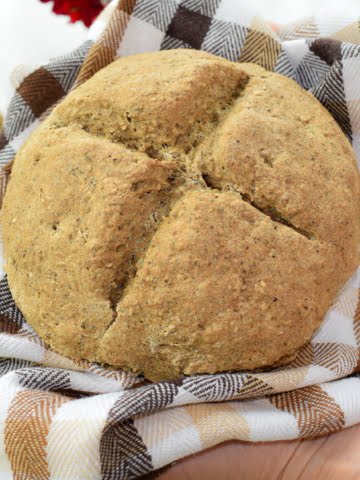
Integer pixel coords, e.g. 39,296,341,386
0,0,360,478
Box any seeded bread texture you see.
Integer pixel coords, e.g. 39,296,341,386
2,49,360,381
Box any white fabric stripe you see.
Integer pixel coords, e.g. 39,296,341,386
301,365,337,386
313,309,358,346
47,392,121,480
150,425,202,470
116,17,165,57
149,425,202,470
282,39,309,70
0,372,24,477
353,134,360,168
88,0,120,42
9,119,40,152
69,370,128,393
135,406,201,469
0,333,45,363
343,55,360,102
171,387,202,406
234,398,299,441
215,0,257,27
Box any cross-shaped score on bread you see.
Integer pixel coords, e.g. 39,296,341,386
2,49,359,381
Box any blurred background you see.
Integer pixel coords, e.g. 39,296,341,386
0,0,359,115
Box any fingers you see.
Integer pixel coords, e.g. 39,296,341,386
158,424,360,480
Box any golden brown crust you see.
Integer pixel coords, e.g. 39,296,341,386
2,49,360,381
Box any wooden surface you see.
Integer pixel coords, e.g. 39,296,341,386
156,424,360,479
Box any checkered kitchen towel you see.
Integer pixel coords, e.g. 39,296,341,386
0,1,360,478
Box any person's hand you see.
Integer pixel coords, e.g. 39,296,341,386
158,424,360,480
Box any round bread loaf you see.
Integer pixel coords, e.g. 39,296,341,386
2,50,360,381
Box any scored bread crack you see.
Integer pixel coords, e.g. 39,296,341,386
239,193,313,240
103,167,313,340
100,189,192,339
56,74,253,340
102,189,183,337
200,173,313,240
49,74,250,168
43,70,316,341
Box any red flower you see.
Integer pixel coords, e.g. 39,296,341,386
40,0,106,27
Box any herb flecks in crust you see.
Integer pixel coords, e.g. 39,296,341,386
2,50,360,381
